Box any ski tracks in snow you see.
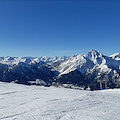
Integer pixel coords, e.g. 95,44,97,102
1,82,120,120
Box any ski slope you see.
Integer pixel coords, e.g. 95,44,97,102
0,82,120,120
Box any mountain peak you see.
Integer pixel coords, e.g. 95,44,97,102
89,49,97,52
84,49,102,60
88,49,101,54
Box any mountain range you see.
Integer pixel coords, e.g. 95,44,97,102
0,50,120,90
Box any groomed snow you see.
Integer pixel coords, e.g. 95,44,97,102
1,82,120,120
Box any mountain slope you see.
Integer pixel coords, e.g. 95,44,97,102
110,53,120,60
0,56,69,85
1,82,120,120
55,50,120,90
55,50,120,75
0,50,120,90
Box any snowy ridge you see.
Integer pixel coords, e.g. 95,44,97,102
0,56,69,67
56,50,120,75
110,53,120,60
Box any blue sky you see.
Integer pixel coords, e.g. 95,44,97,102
0,0,120,57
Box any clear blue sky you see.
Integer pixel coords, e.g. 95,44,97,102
0,0,120,57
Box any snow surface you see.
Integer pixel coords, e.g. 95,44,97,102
1,82,120,120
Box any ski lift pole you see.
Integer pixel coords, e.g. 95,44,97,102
105,81,107,90
100,81,103,90
98,80,103,90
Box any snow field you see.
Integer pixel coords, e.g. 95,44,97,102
1,82,120,120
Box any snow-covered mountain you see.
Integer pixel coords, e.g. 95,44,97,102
0,50,120,90
110,53,120,60
0,56,69,67
54,50,120,90
56,50,120,75
0,56,69,85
